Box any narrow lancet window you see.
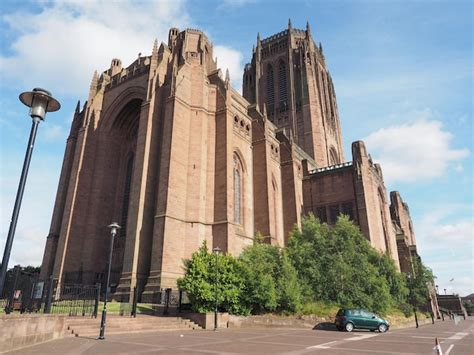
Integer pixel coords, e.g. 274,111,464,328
266,64,275,113
278,61,287,104
233,155,243,225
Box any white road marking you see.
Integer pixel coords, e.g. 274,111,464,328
345,334,379,341
447,332,468,340
445,344,455,355
306,333,378,349
307,340,339,349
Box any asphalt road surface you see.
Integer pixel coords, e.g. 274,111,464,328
7,316,474,354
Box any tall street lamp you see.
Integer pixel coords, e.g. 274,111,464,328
0,88,60,295
212,246,221,331
407,273,419,328
99,222,121,340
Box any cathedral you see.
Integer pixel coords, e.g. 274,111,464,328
40,22,420,302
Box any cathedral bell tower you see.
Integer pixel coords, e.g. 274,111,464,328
243,20,345,167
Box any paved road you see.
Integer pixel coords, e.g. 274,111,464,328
8,316,474,354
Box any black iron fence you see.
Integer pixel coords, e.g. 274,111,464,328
1,265,41,314
155,289,192,315
1,267,192,317
49,283,100,316
1,267,100,317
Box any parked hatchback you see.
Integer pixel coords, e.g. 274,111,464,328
335,308,389,333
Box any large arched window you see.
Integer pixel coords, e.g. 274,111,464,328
233,154,244,225
266,64,275,110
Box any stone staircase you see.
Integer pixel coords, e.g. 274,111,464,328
437,295,468,318
64,315,201,338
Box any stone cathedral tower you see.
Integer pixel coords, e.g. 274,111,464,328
243,20,344,167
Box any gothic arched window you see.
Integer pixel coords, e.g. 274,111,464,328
270,177,280,240
233,154,243,225
266,64,275,109
278,61,287,106
295,67,302,111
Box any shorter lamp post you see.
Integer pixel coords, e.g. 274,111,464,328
99,222,120,340
407,273,419,328
0,88,60,296
212,246,221,331
436,285,439,295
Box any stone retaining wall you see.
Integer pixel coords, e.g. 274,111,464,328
0,314,66,353
228,314,433,330
184,312,229,329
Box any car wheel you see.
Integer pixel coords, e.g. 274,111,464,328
345,322,354,332
378,324,388,333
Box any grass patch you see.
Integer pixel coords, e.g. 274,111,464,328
97,301,156,315
298,301,340,318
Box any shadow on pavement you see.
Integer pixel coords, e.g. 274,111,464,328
313,322,338,331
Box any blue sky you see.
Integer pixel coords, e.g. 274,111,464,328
0,0,472,295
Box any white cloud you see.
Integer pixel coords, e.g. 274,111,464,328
415,206,473,296
0,0,190,97
364,116,469,184
0,1,247,97
214,45,244,93
42,124,66,143
431,221,473,243
218,0,256,9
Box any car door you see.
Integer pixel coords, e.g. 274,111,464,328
363,310,379,329
350,309,365,328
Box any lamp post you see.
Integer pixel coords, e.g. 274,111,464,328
0,88,60,295
212,246,221,331
407,273,419,328
436,285,439,294
99,222,121,340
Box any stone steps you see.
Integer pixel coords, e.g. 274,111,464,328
64,315,201,337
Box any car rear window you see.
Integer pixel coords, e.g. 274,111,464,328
337,309,352,316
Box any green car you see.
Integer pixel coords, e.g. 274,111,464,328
335,308,389,333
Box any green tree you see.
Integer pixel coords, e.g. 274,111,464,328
276,250,302,313
286,215,329,300
239,241,280,313
408,257,435,310
287,214,393,313
177,241,249,315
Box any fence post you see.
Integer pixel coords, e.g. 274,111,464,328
94,283,101,318
44,276,54,314
163,288,171,316
178,290,182,313
131,287,138,318
6,265,21,314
